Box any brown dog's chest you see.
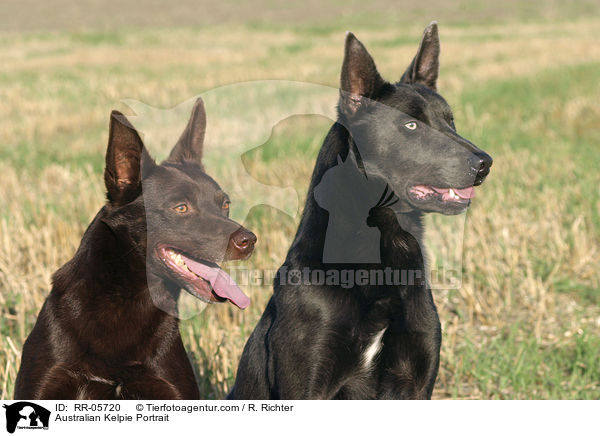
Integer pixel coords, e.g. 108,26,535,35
57,363,184,400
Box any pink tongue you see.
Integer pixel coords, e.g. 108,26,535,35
182,257,250,309
454,187,476,199
432,186,476,199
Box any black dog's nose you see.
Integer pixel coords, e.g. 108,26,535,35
471,152,493,185
229,228,257,259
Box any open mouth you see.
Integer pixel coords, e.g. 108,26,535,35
156,245,250,309
408,185,476,205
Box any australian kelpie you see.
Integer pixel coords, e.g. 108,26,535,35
230,23,492,399
15,98,256,400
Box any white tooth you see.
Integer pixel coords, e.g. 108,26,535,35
448,188,457,199
171,252,184,266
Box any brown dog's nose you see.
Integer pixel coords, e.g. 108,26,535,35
228,228,257,259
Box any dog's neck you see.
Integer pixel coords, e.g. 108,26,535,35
48,207,182,359
52,207,175,316
390,208,424,243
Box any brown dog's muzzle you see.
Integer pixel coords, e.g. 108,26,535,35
226,228,257,260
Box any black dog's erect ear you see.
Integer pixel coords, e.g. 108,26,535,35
400,21,440,91
165,97,206,168
104,111,156,206
339,32,386,117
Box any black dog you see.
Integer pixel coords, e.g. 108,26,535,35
15,98,256,400
230,23,492,399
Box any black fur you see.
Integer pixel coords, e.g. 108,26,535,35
230,23,492,399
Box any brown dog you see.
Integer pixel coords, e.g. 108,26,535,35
15,98,256,399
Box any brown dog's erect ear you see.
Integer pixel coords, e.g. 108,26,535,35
104,111,156,205
339,32,386,117
400,21,440,91
165,97,206,168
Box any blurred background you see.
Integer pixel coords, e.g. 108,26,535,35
0,0,599,399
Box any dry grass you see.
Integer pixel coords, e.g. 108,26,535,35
1,16,599,399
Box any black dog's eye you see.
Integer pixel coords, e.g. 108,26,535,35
222,199,230,211
404,121,417,130
173,203,189,213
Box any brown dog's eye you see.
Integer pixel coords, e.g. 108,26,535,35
222,200,230,211
173,203,188,213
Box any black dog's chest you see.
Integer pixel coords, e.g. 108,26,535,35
330,327,389,399
360,327,387,369
329,291,419,398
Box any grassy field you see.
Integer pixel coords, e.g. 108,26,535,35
1,2,599,399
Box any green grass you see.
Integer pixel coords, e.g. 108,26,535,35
447,326,600,399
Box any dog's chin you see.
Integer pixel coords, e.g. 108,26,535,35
411,199,470,215
405,184,474,215
180,281,225,305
